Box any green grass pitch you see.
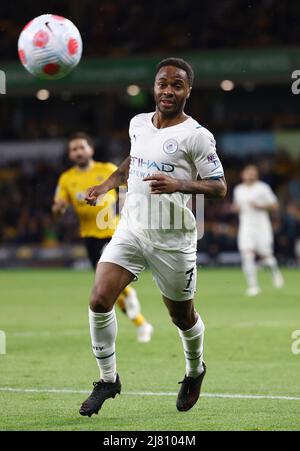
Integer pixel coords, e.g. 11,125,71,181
0,268,299,431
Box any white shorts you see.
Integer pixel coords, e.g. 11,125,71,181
99,226,197,302
238,229,273,256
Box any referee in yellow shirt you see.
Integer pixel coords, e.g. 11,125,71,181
52,132,153,342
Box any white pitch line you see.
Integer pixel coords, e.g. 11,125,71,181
0,387,299,401
11,330,87,337
10,321,297,338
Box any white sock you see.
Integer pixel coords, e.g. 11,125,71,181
124,288,141,320
178,316,205,378
242,253,258,288
261,255,284,286
261,255,278,274
89,308,117,383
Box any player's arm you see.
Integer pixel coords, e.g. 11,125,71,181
250,201,279,213
231,203,240,213
251,185,279,212
85,156,130,206
144,129,226,198
143,174,227,198
52,199,68,217
231,188,240,213
52,175,70,217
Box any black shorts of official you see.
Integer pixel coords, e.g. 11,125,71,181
84,237,111,269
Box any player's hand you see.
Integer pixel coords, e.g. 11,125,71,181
85,184,107,206
143,174,180,194
250,201,264,210
52,199,68,216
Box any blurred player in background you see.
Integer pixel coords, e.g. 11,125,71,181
79,58,227,417
233,164,284,296
52,132,153,342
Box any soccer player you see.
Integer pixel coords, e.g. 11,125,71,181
79,58,227,416
233,164,284,296
52,132,153,342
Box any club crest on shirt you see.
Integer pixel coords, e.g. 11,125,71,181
163,139,178,154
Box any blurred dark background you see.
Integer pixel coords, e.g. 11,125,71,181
1,0,300,267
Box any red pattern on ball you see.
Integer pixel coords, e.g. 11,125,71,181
42,63,60,75
52,15,65,21
18,49,26,65
68,38,78,55
23,20,33,30
33,30,49,48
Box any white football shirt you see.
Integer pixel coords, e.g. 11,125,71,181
120,112,224,250
233,181,278,236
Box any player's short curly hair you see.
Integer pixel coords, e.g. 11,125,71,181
156,57,194,87
68,132,94,148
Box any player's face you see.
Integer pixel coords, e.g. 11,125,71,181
68,139,94,168
154,66,191,117
242,166,259,184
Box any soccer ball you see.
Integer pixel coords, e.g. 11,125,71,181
17,14,83,80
